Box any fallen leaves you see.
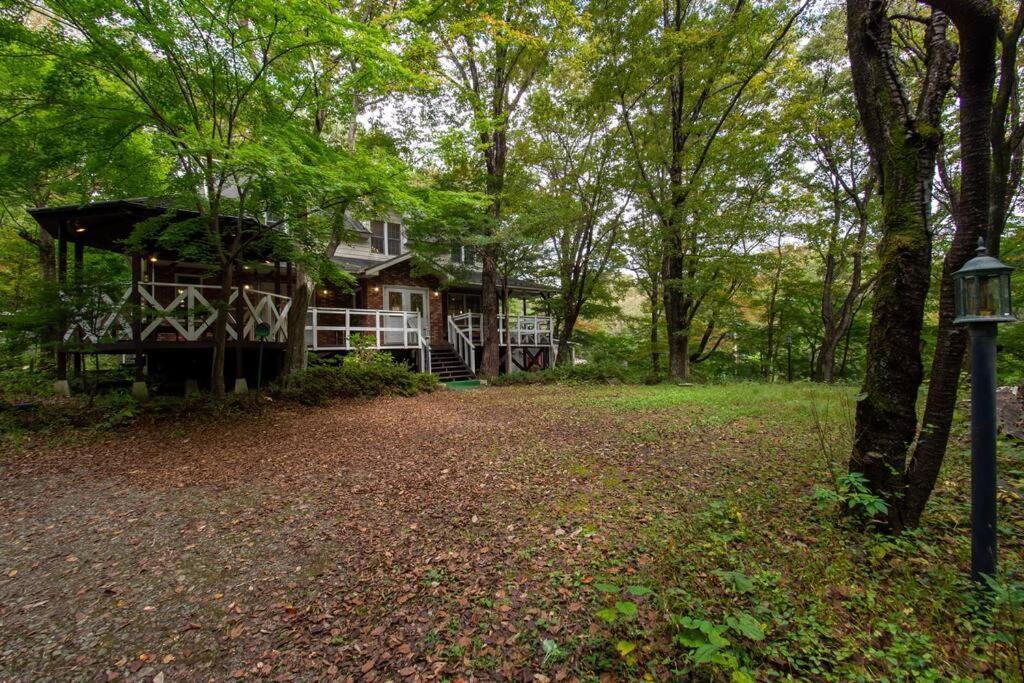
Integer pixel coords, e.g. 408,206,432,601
0,384,920,679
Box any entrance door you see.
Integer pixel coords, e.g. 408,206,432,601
383,286,429,346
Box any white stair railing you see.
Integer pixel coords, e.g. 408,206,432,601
447,315,476,375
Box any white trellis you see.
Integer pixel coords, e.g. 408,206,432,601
64,282,292,344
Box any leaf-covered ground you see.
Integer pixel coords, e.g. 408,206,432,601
0,384,1021,681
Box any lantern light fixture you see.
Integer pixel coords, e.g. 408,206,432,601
954,238,1015,324
953,236,1017,588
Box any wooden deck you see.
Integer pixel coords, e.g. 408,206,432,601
62,285,555,376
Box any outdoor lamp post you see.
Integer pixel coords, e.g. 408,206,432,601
953,238,1016,584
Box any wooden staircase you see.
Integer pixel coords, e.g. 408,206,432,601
429,345,474,382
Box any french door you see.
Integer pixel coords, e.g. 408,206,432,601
383,286,429,345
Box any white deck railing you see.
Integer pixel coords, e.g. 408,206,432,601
446,312,555,374
63,289,550,377
63,281,290,344
305,308,423,350
450,313,554,347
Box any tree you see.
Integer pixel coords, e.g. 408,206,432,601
845,0,999,530
899,0,1003,529
412,0,577,379
794,23,877,383
623,212,664,375
519,82,626,365
592,0,809,380
0,32,164,365
278,5,421,383
5,0,375,395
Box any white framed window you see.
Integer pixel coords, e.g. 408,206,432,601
450,244,476,266
370,220,403,256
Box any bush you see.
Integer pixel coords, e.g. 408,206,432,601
0,362,55,401
272,360,438,406
492,360,639,386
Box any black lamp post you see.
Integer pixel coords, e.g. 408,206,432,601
953,238,1015,584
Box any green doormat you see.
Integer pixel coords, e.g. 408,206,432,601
445,380,482,390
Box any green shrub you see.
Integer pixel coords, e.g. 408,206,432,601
273,361,438,406
492,360,639,386
0,363,55,400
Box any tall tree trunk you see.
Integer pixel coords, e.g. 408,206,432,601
663,251,690,380
282,270,313,382
479,248,501,379
901,1,1000,529
39,226,57,367
280,209,348,384
556,310,580,367
987,2,1024,258
845,3,955,525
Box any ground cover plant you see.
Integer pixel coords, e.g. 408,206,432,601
0,383,1019,680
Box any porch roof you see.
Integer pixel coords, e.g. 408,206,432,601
28,198,275,260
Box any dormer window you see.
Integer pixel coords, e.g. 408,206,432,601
371,220,402,256
451,244,476,266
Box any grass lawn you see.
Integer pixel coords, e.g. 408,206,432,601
0,383,1021,681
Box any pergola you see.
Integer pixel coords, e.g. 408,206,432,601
28,198,292,396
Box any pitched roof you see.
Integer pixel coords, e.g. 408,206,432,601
331,252,556,293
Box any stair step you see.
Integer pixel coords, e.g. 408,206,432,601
428,347,473,380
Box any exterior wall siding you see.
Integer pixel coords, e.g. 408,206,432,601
360,262,446,345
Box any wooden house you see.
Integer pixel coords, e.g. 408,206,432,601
28,199,556,395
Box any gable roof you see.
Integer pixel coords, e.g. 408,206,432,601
331,252,555,294
362,252,415,276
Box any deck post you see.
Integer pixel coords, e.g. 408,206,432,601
130,255,147,399
54,221,70,396
72,238,84,379
233,264,247,393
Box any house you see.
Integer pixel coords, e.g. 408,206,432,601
26,199,556,396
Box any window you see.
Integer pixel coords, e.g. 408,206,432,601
450,244,476,266
448,293,480,316
371,220,403,256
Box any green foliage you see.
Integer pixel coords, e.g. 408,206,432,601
272,358,438,406
0,363,54,400
978,574,1024,677
0,390,139,440
344,333,395,367
813,471,889,520
491,361,639,386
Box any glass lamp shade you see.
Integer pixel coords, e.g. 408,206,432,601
953,240,1015,324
